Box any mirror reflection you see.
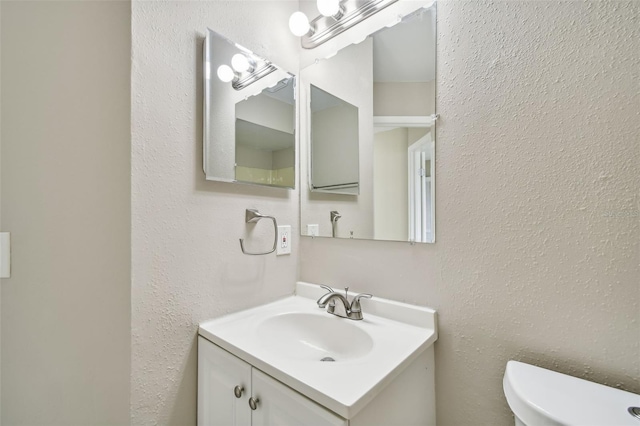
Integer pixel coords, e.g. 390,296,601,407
374,122,434,243
204,29,296,189
310,85,359,194
300,5,436,242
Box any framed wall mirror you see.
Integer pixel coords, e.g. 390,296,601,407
300,3,437,243
204,29,296,189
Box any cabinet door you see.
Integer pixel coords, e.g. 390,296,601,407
198,337,252,426
250,369,347,426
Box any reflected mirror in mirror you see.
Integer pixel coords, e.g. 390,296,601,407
204,29,296,189
310,85,359,194
300,4,436,242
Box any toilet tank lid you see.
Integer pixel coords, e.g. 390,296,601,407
503,361,640,426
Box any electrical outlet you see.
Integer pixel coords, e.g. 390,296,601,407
277,225,291,255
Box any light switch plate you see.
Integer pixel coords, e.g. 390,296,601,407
277,225,291,255
307,224,319,237
1,232,10,278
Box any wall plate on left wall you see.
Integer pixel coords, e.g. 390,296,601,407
1,232,11,278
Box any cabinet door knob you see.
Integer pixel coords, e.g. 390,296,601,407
248,397,259,410
233,385,244,398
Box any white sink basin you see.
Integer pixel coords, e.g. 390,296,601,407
199,281,437,419
257,312,374,361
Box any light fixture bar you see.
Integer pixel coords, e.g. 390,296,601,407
301,0,400,49
231,63,278,91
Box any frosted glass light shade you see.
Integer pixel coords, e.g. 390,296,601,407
217,65,235,83
231,54,252,73
289,11,310,37
317,0,340,17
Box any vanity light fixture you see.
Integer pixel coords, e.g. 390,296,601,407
216,64,236,83
216,51,278,91
317,0,342,18
289,0,434,49
289,11,313,37
231,53,255,73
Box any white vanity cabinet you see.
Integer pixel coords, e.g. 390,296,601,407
198,336,252,426
198,284,438,425
198,337,347,426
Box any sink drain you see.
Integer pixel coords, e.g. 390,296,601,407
320,357,335,362
629,407,640,420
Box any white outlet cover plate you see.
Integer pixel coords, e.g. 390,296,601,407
276,225,291,255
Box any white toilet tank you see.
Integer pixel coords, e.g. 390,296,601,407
503,360,640,426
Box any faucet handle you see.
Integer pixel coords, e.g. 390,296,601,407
350,293,372,312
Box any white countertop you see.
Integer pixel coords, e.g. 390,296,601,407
198,281,438,419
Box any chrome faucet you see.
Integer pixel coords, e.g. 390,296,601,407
317,285,373,320
330,211,341,238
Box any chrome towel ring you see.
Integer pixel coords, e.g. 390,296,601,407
239,209,278,255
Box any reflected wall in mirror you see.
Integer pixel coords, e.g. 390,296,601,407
204,29,296,189
310,85,359,194
300,4,436,242
374,119,435,243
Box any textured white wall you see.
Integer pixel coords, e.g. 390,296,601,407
301,1,640,425
1,1,131,424
131,1,299,424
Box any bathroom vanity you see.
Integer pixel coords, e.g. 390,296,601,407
197,282,438,425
